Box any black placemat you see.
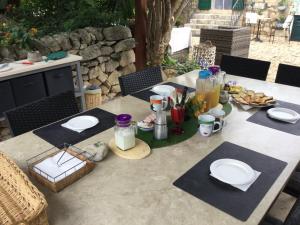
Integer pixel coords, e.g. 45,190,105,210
173,142,287,221
247,100,300,136
33,108,116,148
131,82,195,102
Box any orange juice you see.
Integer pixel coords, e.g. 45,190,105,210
196,85,220,112
196,70,221,112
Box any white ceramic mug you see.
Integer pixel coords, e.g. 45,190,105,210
208,108,226,128
150,95,167,111
198,114,221,137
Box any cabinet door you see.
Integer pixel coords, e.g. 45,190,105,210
11,73,47,106
44,66,74,96
0,81,16,116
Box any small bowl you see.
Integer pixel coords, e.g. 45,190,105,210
137,121,154,132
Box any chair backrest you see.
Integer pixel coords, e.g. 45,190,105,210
118,66,163,96
284,197,300,225
4,91,79,136
275,63,300,87
220,55,270,81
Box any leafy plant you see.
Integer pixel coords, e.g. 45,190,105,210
8,0,135,36
277,15,286,23
162,55,201,76
0,21,37,49
278,0,289,6
175,60,201,75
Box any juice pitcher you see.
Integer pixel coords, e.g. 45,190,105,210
196,69,220,112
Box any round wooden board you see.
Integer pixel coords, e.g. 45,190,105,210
109,138,151,160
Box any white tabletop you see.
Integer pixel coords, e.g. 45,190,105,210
0,54,82,81
0,71,300,225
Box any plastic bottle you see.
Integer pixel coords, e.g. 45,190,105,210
196,70,212,112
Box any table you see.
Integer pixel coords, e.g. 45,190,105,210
253,17,271,42
0,71,300,225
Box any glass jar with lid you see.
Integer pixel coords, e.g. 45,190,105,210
114,114,136,151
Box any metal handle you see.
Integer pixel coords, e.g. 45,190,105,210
54,73,64,78
24,82,34,87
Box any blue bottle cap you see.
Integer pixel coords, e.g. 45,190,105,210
199,70,211,79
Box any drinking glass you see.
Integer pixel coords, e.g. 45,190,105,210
171,106,185,135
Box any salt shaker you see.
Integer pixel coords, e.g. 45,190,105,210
114,114,136,151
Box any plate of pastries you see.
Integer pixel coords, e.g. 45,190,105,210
232,90,276,107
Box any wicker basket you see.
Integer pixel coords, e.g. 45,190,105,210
27,145,95,193
85,89,102,110
0,152,49,225
192,40,216,68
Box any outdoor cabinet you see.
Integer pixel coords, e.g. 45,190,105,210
44,66,74,96
0,81,16,116
11,73,47,106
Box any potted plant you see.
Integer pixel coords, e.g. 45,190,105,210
276,15,286,29
278,0,288,11
0,21,39,60
84,84,102,110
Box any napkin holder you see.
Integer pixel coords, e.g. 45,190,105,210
27,144,95,193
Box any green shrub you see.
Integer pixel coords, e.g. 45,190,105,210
162,55,200,75
9,0,135,36
0,20,37,49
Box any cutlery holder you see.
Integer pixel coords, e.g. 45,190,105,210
27,144,95,192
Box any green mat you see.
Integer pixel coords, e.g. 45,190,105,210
136,103,232,149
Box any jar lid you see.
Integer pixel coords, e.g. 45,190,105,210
208,66,220,75
199,70,211,79
116,114,132,127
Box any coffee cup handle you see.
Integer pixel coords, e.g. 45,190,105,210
213,121,222,133
162,99,168,110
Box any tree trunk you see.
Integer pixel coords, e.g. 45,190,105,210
134,0,147,71
146,0,190,66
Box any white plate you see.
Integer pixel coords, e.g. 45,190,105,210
210,159,256,185
151,85,176,97
138,126,154,132
65,116,99,130
267,107,300,123
0,65,12,72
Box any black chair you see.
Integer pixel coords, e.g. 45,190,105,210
4,91,79,136
118,66,163,96
275,64,300,87
261,197,300,225
220,55,271,81
284,172,300,198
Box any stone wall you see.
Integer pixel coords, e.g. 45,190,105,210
0,25,136,141
38,26,136,101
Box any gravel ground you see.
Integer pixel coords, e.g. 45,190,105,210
249,30,300,82
192,30,300,82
